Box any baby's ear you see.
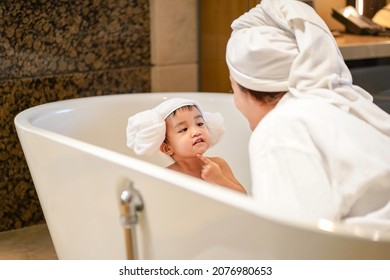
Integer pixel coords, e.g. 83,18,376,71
160,142,173,155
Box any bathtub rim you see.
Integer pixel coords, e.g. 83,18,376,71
14,92,390,244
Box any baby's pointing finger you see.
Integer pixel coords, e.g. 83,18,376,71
197,153,210,165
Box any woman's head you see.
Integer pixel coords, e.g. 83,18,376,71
225,0,349,130
226,0,353,94
225,3,297,93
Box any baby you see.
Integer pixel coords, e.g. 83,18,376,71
127,98,245,193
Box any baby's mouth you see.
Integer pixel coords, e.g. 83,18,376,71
193,137,204,145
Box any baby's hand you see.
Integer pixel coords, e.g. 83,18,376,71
197,154,223,183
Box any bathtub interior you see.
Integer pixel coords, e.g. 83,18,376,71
29,92,252,190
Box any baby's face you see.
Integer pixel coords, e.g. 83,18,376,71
164,106,211,158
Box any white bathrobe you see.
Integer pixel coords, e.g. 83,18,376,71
249,93,390,229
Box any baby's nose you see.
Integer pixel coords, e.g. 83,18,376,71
192,128,201,137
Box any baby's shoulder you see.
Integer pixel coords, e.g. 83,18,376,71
166,162,180,171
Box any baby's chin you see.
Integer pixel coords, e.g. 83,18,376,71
192,142,209,154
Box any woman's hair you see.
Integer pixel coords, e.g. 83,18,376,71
237,83,286,104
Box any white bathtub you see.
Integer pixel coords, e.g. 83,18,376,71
15,92,390,259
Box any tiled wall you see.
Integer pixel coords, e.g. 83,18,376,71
0,0,151,231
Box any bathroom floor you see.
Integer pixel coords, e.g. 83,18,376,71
0,223,57,260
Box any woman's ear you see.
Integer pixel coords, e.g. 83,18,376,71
160,142,173,155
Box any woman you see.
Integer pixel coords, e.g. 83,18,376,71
226,0,390,229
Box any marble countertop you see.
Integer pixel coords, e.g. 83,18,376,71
335,33,390,60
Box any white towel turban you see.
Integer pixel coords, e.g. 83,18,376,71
226,0,390,136
127,98,225,155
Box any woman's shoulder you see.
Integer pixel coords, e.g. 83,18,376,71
267,96,344,127
277,96,335,115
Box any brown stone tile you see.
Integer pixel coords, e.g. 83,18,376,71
0,0,150,79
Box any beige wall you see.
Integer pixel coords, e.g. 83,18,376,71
150,0,198,92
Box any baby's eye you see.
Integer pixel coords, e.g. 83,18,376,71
197,122,205,127
178,127,188,133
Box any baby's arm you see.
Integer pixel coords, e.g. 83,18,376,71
197,154,246,194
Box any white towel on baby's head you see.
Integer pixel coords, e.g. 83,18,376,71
127,109,166,155
127,98,225,155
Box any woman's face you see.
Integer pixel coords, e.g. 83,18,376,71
230,75,281,130
230,76,246,116
229,75,259,130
